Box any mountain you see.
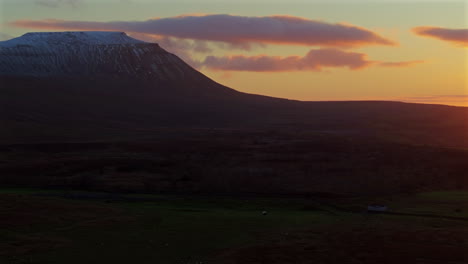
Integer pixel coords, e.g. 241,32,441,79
0,31,206,80
0,31,467,147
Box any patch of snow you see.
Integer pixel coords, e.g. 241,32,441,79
0,31,146,48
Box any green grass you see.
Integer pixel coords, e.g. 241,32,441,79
1,189,467,264
384,191,468,218
416,191,468,202
0,189,332,264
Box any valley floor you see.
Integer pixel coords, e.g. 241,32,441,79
1,189,467,264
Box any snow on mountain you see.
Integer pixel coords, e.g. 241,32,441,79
0,31,193,79
0,32,146,48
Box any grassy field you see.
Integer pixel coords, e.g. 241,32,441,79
1,189,467,264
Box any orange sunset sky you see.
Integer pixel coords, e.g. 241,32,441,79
0,0,466,106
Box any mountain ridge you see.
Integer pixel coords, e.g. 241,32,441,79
0,31,467,148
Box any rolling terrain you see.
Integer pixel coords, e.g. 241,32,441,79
0,31,467,264
1,130,467,195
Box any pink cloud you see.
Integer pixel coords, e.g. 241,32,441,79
201,49,421,72
10,14,396,47
128,33,212,53
378,60,425,67
412,26,468,47
203,54,307,72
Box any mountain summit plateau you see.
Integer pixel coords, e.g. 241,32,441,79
0,31,193,79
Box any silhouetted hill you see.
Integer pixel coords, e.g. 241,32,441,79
1,32,467,148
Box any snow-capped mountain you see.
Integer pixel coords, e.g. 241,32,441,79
0,31,194,79
0,31,145,47
0,31,265,143
0,31,466,148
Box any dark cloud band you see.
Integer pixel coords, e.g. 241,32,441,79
11,14,396,47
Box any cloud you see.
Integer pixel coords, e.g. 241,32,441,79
378,60,424,67
10,14,396,47
125,33,206,68
412,26,468,47
127,33,212,53
200,49,421,72
35,0,84,8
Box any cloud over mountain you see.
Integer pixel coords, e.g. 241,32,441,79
201,49,422,72
11,14,396,47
